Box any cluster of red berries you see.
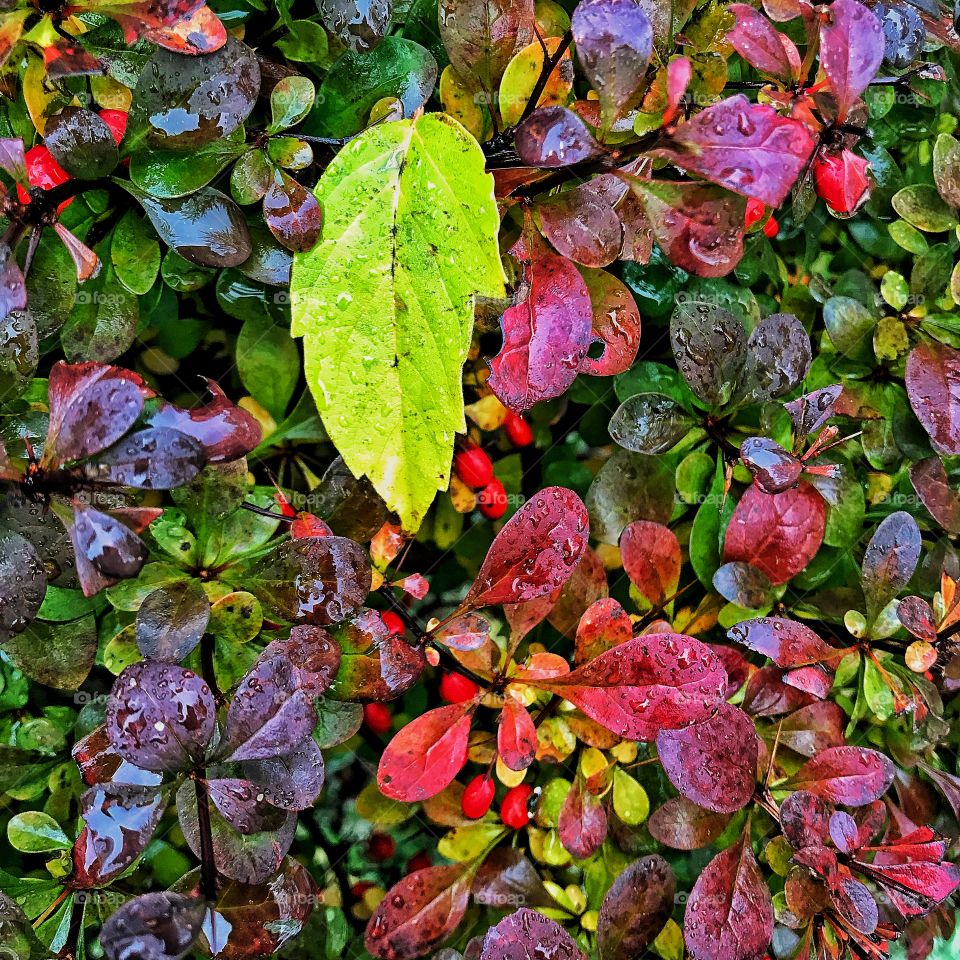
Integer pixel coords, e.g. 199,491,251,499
453,443,507,519
744,198,779,238
461,776,534,829
18,109,127,212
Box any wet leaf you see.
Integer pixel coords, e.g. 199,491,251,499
648,795,733,849
317,0,391,52
0,532,46,642
480,909,587,960
498,695,538,770
597,855,675,960
44,107,119,179
905,341,960,454
620,520,681,607
860,511,921,623
819,0,885,122
558,774,607,858
727,4,800,82
100,892,205,960
783,746,895,805
670,299,746,407
514,106,602,168
578,268,642,375
609,393,696,454
911,456,960,534
86,428,205,490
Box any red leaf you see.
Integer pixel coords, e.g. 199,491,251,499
480,909,587,960
656,703,759,813
498,695,538,771
377,702,475,801
684,828,773,960
784,746,895,806
620,520,681,607
531,633,727,741
653,95,815,207
723,482,826,585
778,701,846,757
577,269,642,376
779,790,832,850
727,617,846,669
575,597,632,664
462,486,589,609
818,0,884,122
488,233,593,412
537,185,622,268
648,795,732,850
365,863,472,959
906,342,960,454
910,456,960,535
558,776,607,859
727,4,800,82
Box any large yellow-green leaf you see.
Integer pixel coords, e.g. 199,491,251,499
290,113,504,530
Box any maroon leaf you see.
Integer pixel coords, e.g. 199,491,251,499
531,633,727,741
785,384,843,436
632,180,746,278
683,828,774,960
69,503,151,596
204,777,288,834
72,725,163,789
832,875,879,933
378,701,475,801
778,701,846,757
819,0,884,122
740,438,802,493
577,268,642,376
656,703,759,813
537,185,622,268
779,790,831,850
652,96,816,207
723,482,827,585
100,893,205,960
597,855,675,960
910,457,960,534
462,486,589,609
905,342,960,454
263,170,323,252
366,863,472,959
241,739,326,810
571,0,653,132
135,580,211,663
514,106,602,168
861,511,921,623
784,746,895,806
648,795,732,849
558,775,607,858
727,3,800,82
106,661,215,773
488,233,593,411
480,909,587,960
742,666,817,717
472,848,556,910
620,520,681,607
898,595,937,643
498,695,537,771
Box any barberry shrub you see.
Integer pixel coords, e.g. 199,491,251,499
0,0,960,958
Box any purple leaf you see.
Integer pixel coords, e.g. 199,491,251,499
515,107,602,168
204,777,288,834
100,892,205,960
558,774,607,859
242,739,326,810
910,456,960,534
819,0,884,122
727,4,800,82
861,511,921,623
905,342,960,454
0,243,26,319
84,427,205,489
480,909,587,960
69,503,152,597
597,855,675,960
106,662,215,773
785,384,843,435
741,312,811,403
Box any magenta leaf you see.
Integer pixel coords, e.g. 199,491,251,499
531,633,727,740
537,183,623,268
488,233,594,411
480,909,587,960
683,828,773,960
819,0,884,122
100,892,205,960
727,617,845,670
597,855,675,960
106,662,215,773
779,790,832,850
656,703,759,813
462,486,589,609
784,746,895,806
777,701,846,757
578,268,642,376
727,3,801,82
652,96,815,207
204,777,288,834
514,106,602,168
69,503,151,596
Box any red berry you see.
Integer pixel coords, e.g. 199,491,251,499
503,411,533,448
500,784,534,830
454,444,494,488
744,197,766,229
381,611,405,636
477,478,507,520
762,215,778,239
18,145,72,211
351,881,374,899
98,109,128,145
363,702,392,736
406,852,432,873
439,671,480,703
461,774,495,819
812,149,870,214
367,832,396,861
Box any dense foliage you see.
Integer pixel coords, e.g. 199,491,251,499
2,0,960,958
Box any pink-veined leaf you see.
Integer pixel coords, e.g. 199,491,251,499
461,486,589,609
723,481,827,585
498,695,538,771
818,0,884,122
377,701,475,801
530,633,727,741
620,520,681,608
783,746,895,806
652,95,816,207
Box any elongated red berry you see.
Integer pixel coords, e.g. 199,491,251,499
98,109,128,145
454,443,494,488
381,611,405,636
439,671,480,703
500,784,534,829
477,478,507,519
812,149,870,214
762,215,778,239
363,702,392,735
461,774,495,819
503,411,533,448
744,197,766,229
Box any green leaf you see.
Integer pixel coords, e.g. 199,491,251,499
129,128,248,199
7,812,70,853
268,76,315,132
111,211,160,295
237,314,300,418
290,113,505,530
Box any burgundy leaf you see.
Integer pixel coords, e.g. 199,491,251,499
498,695,538,770
263,170,323,253
100,892,205,960
648,795,733,849
487,233,593,411
472,848,556,910
378,701,475,801
910,456,960,534
740,438,802,494
577,268,641,376
723,482,827,585
905,342,960,454
656,703,759,813
0,243,26,319
742,666,817,717
106,662,215,773
531,633,727,741
72,725,163,789
242,739,326,810
784,746,895,806
69,503,151,596
135,580,211,663
514,106,602,168
652,96,815,207
778,701,846,757
558,775,607,858
597,855,675,960
575,597,632,664
366,863,472,959
462,486,589,609
85,427,205,489
898,595,937,643
571,0,653,131
819,0,884,122
861,511,921,623
832,875,879,933
683,828,774,960
537,185,622,268
480,909,587,960
779,790,832,850
433,612,491,651
727,3,800,82
620,520,681,607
